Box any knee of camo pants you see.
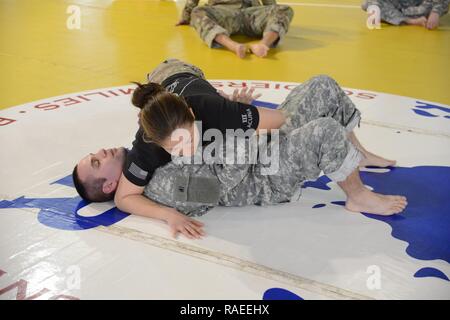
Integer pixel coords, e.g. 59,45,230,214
279,74,361,133
146,58,206,84
190,7,230,48
264,5,294,47
278,74,338,114
289,117,362,182
305,75,362,133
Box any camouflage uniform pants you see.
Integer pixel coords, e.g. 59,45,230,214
146,58,205,84
221,118,363,207
190,5,294,48
362,0,449,25
278,75,361,134
143,74,363,216
144,117,362,216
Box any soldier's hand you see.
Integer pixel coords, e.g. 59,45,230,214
426,11,439,30
218,87,262,105
166,210,206,240
176,19,189,26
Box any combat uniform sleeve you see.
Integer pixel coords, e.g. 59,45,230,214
402,0,449,16
430,0,449,15
181,0,201,23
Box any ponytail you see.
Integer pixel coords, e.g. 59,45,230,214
131,81,195,145
131,81,165,109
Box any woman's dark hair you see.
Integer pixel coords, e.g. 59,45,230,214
131,82,194,145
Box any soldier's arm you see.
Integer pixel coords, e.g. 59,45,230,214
116,173,205,239
406,0,448,16
256,107,286,133
401,2,429,16
424,0,448,29
431,0,449,16
180,0,201,24
115,173,178,222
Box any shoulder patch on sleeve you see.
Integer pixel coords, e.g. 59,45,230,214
128,162,148,180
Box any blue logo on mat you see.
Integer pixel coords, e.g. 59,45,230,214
304,166,450,282
0,175,129,231
412,101,450,119
263,288,303,300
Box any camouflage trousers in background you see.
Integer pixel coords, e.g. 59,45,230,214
362,0,449,25
190,4,294,48
143,74,363,216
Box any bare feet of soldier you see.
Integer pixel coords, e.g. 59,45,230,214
250,43,269,58
426,11,440,30
359,151,396,168
235,44,247,59
405,16,427,27
214,34,247,59
345,188,408,216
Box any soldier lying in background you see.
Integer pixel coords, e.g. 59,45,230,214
176,0,294,58
362,0,449,29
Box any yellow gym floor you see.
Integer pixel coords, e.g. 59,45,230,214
0,0,449,110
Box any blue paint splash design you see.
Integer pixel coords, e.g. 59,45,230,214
360,166,450,263
0,174,129,231
331,201,346,207
412,109,438,118
252,100,279,109
303,176,332,191
414,267,450,282
263,288,303,300
304,166,450,281
412,101,450,120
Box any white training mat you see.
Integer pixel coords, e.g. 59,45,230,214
0,80,449,300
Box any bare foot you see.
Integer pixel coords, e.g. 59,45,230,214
359,151,396,168
426,11,440,30
345,188,407,216
405,16,427,27
234,44,247,59
249,43,269,58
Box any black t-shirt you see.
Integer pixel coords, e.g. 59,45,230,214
124,73,260,186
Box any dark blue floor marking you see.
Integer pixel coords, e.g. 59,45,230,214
303,166,450,281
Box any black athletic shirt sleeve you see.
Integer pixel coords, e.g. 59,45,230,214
123,129,172,187
162,74,260,132
187,94,260,133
